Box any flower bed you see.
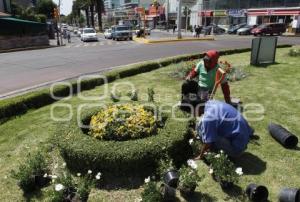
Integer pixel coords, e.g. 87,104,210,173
55,105,193,179
89,104,157,141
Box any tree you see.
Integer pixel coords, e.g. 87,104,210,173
35,0,57,19
95,0,104,31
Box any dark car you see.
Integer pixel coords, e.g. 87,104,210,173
227,23,247,34
111,25,133,41
202,24,225,35
236,25,257,35
251,23,286,36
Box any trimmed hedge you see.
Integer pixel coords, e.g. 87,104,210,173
55,106,192,179
0,45,292,123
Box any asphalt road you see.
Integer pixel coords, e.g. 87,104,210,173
0,34,299,98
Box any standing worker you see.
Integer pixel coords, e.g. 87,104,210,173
185,50,232,104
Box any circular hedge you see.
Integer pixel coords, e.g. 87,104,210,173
55,105,192,179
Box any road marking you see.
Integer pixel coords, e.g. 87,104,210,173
92,43,97,47
84,43,89,47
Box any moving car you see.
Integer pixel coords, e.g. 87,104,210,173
227,23,246,34
81,28,98,42
251,23,286,36
104,29,112,39
236,25,257,35
111,25,133,41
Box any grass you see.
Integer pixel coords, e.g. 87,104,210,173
0,47,300,201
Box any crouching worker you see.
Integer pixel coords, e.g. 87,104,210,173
194,100,253,160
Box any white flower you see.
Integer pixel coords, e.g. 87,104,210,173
4,176,7,179
235,167,243,176
88,170,92,174
95,172,101,180
144,176,150,183
135,198,142,202
55,184,64,192
51,175,58,179
209,168,214,174
54,164,58,169
215,154,220,158
77,173,81,177
43,173,48,178
187,159,198,170
220,150,224,154
189,139,194,145
62,163,66,167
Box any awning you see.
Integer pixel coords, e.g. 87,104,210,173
198,11,213,17
214,10,227,17
248,7,300,16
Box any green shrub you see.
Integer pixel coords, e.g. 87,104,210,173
178,162,203,190
11,152,50,193
127,90,139,101
205,151,242,184
55,106,192,179
288,48,300,57
147,88,155,102
141,180,162,202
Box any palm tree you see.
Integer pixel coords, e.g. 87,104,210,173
95,0,104,31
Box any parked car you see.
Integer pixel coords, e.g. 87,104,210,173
202,24,226,35
237,25,257,35
135,25,151,36
227,23,247,34
104,29,112,39
81,28,98,42
77,28,83,37
111,25,133,41
251,23,286,36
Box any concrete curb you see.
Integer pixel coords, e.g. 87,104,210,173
133,36,215,44
0,45,62,54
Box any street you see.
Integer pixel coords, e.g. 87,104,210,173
0,33,299,98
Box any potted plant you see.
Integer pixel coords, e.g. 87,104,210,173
178,160,202,196
205,151,243,189
157,158,179,188
141,177,163,202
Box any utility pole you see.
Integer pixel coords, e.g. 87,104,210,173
177,0,182,39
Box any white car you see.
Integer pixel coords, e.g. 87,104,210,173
81,28,98,42
104,29,112,39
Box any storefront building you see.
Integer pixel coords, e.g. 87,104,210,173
247,7,300,33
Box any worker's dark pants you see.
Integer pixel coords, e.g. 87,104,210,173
180,80,210,112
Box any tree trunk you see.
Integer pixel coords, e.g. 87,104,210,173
85,9,90,27
96,0,103,32
90,5,95,28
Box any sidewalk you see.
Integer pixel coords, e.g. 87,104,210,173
134,29,215,44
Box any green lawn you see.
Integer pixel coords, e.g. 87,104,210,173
0,47,299,201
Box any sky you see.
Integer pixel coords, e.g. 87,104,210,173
53,0,73,15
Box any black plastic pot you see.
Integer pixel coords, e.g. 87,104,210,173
34,175,51,187
246,183,269,202
160,183,176,201
279,188,300,202
220,181,234,190
163,170,179,188
268,123,298,148
179,185,196,196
